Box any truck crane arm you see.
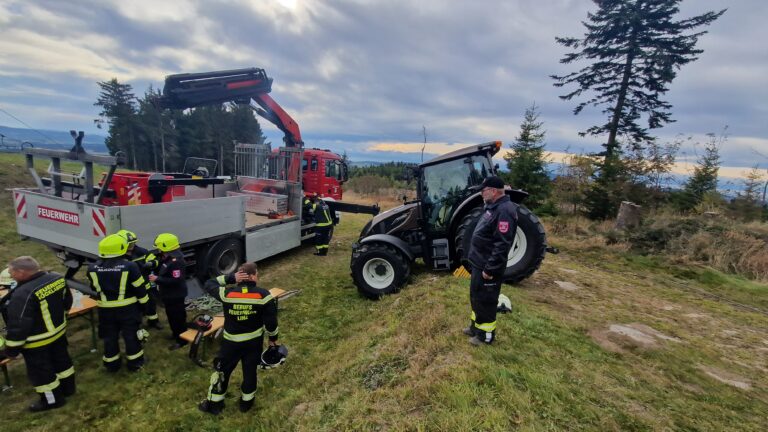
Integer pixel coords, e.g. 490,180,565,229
160,67,303,148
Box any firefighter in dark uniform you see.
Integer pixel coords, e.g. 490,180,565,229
118,229,162,330
198,262,280,414
148,233,189,350
464,176,517,346
302,195,314,225
312,194,334,256
3,256,75,411
87,234,150,372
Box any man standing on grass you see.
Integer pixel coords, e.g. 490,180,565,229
149,233,189,351
464,176,517,346
3,256,75,411
198,262,280,414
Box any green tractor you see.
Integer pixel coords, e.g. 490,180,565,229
350,141,552,299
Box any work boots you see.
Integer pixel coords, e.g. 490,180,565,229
198,399,224,415
28,389,66,412
60,375,76,397
239,398,254,413
462,327,474,336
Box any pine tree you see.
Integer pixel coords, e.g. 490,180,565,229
552,0,725,218
94,79,139,168
503,103,551,209
678,132,723,211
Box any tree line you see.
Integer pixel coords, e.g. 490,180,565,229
94,81,267,174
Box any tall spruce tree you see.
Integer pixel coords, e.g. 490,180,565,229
552,0,725,218
503,103,551,209
94,79,139,168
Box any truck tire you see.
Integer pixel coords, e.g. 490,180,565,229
202,238,244,279
351,243,410,299
454,204,546,284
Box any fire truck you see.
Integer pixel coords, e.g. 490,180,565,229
11,68,375,293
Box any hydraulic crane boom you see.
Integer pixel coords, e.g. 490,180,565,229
161,67,303,148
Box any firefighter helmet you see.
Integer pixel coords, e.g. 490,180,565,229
99,234,128,258
260,344,288,369
154,233,180,252
117,229,138,244
497,293,512,313
0,267,13,287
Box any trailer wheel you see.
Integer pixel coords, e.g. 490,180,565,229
351,243,410,299
454,204,546,284
203,238,244,278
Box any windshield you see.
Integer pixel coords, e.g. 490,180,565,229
421,155,491,230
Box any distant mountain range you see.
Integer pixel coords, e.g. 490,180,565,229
0,125,108,153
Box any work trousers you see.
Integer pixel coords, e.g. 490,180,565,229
469,265,503,343
98,305,143,371
23,336,75,402
144,286,160,324
206,337,263,403
314,225,333,255
162,296,187,343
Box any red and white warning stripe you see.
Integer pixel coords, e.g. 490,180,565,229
92,208,106,237
14,192,27,219
127,183,142,205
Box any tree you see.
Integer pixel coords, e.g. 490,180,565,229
677,132,723,211
552,0,725,218
503,103,551,209
94,79,139,168
551,153,596,214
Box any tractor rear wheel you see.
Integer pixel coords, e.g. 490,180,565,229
454,204,546,284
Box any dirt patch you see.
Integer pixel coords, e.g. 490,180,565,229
554,280,580,291
683,313,709,319
698,365,752,390
590,323,681,352
558,268,579,274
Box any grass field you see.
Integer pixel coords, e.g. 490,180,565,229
0,152,766,431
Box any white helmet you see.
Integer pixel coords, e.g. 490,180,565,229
497,294,512,313
0,268,14,288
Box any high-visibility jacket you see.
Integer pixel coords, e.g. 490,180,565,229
154,249,188,299
87,259,149,308
203,274,278,343
126,245,157,282
4,272,73,355
313,200,333,227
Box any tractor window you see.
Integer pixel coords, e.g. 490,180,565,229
302,159,308,171
421,156,491,231
311,159,318,171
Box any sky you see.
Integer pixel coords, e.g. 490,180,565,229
0,0,766,183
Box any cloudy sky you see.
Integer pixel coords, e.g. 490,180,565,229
0,0,765,180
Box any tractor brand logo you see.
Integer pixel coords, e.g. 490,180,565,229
498,221,509,234
14,192,27,219
91,208,107,237
38,206,80,226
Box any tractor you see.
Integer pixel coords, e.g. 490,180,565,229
350,141,550,299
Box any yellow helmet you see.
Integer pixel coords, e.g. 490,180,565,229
154,233,180,252
99,234,128,258
0,267,13,286
117,229,138,244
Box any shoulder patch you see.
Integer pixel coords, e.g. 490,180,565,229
498,220,509,233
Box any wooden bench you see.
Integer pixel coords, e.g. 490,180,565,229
180,288,294,366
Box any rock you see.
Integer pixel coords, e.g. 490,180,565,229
558,268,579,274
554,280,580,291
698,365,751,390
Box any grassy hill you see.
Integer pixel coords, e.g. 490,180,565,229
0,153,766,431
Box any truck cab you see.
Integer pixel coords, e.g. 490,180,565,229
302,148,348,200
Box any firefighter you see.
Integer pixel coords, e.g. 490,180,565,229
464,176,517,346
312,194,334,256
118,229,163,330
87,234,150,372
3,256,75,411
148,233,189,350
198,262,279,415
301,195,314,224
